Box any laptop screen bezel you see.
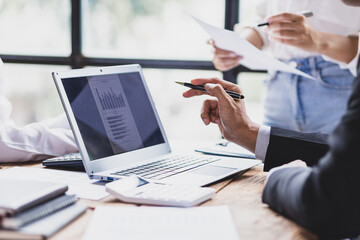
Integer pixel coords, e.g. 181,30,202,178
52,64,171,177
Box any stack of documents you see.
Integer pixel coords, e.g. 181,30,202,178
0,179,87,240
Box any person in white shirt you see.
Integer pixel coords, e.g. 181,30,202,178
211,0,360,134
0,59,77,162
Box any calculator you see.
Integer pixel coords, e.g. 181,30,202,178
105,176,215,207
42,153,84,170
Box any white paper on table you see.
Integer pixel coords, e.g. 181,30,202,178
193,16,315,80
82,205,240,240
0,167,108,200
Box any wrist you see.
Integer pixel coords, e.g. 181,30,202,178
311,30,329,55
233,119,260,153
313,31,329,55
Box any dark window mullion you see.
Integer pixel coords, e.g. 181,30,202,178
0,55,69,66
2,0,247,76
71,0,83,69
83,57,215,70
223,0,241,83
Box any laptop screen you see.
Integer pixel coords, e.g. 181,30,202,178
61,71,165,161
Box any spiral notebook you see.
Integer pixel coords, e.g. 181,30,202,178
2,194,78,230
0,203,87,240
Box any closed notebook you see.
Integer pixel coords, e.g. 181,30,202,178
2,194,78,230
0,179,68,216
0,203,88,240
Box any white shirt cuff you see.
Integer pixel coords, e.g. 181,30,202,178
254,125,271,161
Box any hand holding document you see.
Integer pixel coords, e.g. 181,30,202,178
192,16,315,80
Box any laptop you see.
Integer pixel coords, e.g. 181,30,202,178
52,64,261,186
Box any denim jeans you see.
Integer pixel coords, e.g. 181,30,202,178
263,56,354,134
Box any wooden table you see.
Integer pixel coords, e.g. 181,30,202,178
0,162,317,240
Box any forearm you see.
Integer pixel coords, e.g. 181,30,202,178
315,33,358,64
237,27,264,50
0,123,77,162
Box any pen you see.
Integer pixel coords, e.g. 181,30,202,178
257,10,313,27
175,81,244,100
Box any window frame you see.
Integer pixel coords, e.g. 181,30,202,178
0,0,263,83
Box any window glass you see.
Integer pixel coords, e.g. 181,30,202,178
0,0,71,56
237,72,267,124
83,0,225,60
3,64,70,126
237,1,267,124
142,68,223,141
239,0,261,23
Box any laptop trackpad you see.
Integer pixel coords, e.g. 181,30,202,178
190,165,237,177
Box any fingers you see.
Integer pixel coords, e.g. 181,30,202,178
266,13,308,43
268,30,304,40
183,88,209,98
267,22,305,32
269,36,303,45
182,78,242,100
191,78,241,93
208,40,243,71
208,40,237,57
204,83,232,109
267,12,305,24
201,99,220,125
213,56,242,71
206,39,214,46
213,50,242,71
213,46,238,58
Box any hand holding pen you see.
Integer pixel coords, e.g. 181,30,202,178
180,78,258,152
257,11,313,27
260,11,320,52
176,81,244,100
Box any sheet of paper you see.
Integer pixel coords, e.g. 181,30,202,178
82,205,239,240
193,16,315,80
0,167,108,200
196,141,256,159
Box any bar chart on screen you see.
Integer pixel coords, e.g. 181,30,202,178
88,74,144,153
95,88,126,110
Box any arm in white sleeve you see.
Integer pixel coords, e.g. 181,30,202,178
0,114,77,163
0,58,77,163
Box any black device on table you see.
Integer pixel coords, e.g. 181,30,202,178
42,153,84,171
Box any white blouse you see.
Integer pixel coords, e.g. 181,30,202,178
241,0,360,75
0,59,77,162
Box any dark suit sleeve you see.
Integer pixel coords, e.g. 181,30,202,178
262,77,360,238
263,127,329,171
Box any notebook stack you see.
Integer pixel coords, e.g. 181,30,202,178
0,179,87,240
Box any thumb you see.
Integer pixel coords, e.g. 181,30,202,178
204,83,231,106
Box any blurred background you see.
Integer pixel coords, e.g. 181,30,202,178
0,0,266,142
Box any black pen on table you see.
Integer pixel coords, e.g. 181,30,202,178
175,81,244,100
257,10,314,27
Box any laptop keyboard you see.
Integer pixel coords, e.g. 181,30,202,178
111,155,221,180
